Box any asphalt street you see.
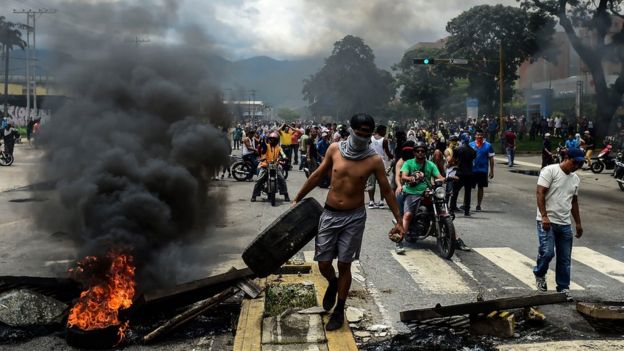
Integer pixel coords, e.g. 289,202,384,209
1,145,623,349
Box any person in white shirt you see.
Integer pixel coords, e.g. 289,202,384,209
366,125,393,208
533,147,584,295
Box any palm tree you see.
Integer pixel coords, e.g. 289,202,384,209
0,17,28,117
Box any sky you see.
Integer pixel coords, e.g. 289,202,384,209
5,0,518,66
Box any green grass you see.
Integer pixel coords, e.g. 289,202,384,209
264,284,317,317
491,136,566,154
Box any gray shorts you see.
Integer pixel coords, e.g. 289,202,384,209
314,206,367,263
403,194,422,214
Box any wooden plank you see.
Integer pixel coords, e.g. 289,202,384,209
143,287,239,343
233,297,265,351
400,293,568,322
137,267,255,309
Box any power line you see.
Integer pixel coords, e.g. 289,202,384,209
12,8,56,113
124,36,151,47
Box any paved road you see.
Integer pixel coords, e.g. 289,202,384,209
1,146,623,349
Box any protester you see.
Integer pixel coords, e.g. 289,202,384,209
534,148,584,295
469,130,495,211
279,123,295,161
583,130,594,168
292,113,404,331
367,125,393,209
503,127,517,167
251,132,289,202
542,133,553,168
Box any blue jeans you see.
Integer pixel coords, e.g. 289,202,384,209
396,192,406,216
506,147,515,166
533,221,573,291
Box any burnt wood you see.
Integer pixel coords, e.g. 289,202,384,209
142,286,239,343
135,267,254,310
400,293,568,322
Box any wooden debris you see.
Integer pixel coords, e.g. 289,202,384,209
577,302,624,320
469,311,516,338
142,286,239,343
400,293,567,322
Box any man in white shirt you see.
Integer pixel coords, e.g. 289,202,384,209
533,148,584,295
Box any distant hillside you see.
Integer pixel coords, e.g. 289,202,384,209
221,55,323,109
4,49,322,109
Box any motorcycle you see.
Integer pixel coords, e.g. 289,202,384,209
262,159,289,206
231,155,256,181
614,153,624,192
590,143,615,174
552,144,566,164
397,179,456,259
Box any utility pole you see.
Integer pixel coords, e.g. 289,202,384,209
125,36,150,47
499,41,504,138
13,8,56,118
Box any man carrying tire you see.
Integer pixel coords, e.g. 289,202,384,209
292,113,404,331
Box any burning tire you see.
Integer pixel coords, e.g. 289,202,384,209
242,197,323,277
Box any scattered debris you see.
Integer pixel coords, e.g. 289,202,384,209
0,289,67,326
346,307,365,323
354,331,372,338
400,293,567,322
297,306,326,315
367,324,390,332
262,309,326,344
469,311,516,338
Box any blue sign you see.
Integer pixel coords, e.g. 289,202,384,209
466,98,479,108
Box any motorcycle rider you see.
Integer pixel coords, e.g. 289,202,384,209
400,142,445,240
242,129,259,180
251,132,290,202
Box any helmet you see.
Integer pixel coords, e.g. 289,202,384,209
414,141,427,152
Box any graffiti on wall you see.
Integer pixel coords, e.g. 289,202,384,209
5,105,50,127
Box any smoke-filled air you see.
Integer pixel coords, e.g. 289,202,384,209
31,0,231,289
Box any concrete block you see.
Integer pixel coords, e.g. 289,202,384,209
262,310,327,344
469,311,515,338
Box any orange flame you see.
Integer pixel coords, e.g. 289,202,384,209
67,252,136,342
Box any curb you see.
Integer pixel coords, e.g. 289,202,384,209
233,264,358,351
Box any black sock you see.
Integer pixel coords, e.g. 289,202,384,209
322,277,338,311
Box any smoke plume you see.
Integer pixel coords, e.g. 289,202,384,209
32,1,232,288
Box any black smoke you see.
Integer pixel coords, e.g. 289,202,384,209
32,1,232,288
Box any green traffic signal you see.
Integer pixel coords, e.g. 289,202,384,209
413,58,435,65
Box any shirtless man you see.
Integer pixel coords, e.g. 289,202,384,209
292,113,404,331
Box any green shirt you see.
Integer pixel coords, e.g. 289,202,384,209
400,159,440,195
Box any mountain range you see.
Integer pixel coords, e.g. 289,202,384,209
6,49,324,109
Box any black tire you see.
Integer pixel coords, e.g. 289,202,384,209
436,217,456,260
0,154,13,166
618,178,624,191
232,162,252,181
269,191,276,207
242,197,323,277
591,161,604,174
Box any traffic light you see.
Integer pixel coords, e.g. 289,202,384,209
413,58,435,65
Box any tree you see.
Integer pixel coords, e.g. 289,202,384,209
302,35,395,119
393,47,455,119
445,5,556,115
520,0,624,139
0,17,27,116
277,107,299,122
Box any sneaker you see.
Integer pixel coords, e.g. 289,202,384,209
376,201,386,209
558,289,572,300
284,194,290,202
476,205,482,211
464,211,471,217
368,201,376,209
455,238,471,251
250,196,256,202
535,276,547,292
395,242,405,255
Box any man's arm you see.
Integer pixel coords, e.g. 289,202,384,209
571,195,583,238
489,156,495,179
292,143,336,204
383,139,393,160
536,185,550,231
375,159,404,233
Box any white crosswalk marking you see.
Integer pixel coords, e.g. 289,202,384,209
572,247,624,284
474,247,584,291
390,249,473,294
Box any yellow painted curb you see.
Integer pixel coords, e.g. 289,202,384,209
233,264,359,351
233,296,265,351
